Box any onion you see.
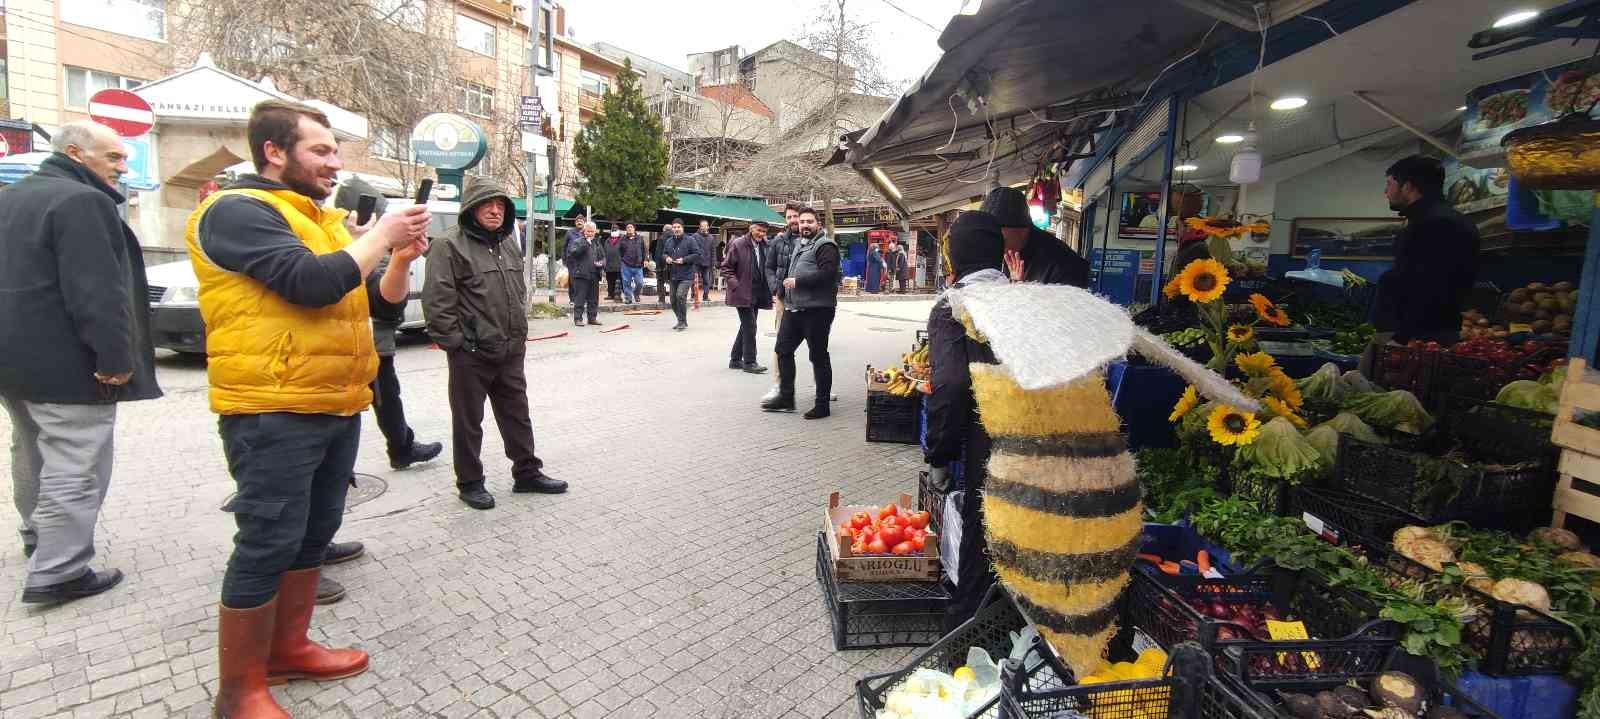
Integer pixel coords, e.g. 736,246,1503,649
1455,561,1495,592
1399,538,1456,571
1529,527,1583,551
1393,526,1434,546
1490,578,1552,611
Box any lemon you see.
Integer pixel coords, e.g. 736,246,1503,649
1109,662,1141,680
952,666,976,682
1135,648,1168,669
1078,674,1108,685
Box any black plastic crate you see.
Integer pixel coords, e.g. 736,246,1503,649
866,390,919,444
1333,435,1555,532
917,470,947,536
855,585,1067,718
1220,650,1504,718
1126,567,1399,691
1374,344,1437,399
814,533,948,650
1293,486,1422,545
1224,473,1295,517
1002,640,1270,719
1438,394,1558,466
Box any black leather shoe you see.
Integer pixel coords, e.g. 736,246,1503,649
323,541,365,565
513,472,569,494
588,319,603,326
742,363,769,374
390,441,443,470
23,543,35,559
21,568,124,605
729,360,744,370
761,395,796,412
315,576,346,605
459,485,496,510
804,406,831,420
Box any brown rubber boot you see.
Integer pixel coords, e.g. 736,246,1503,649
213,599,289,718
265,568,369,684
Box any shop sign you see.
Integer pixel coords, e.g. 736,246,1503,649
149,100,254,121
121,137,159,191
1088,247,1141,306
1458,58,1600,165
0,119,34,157
409,113,487,171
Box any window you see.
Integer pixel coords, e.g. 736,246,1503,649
456,13,496,56
458,82,494,118
60,0,166,41
370,0,424,26
579,71,610,98
64,67,144,111
369,127,409,162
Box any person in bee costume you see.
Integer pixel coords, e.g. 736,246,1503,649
926,213,1255,676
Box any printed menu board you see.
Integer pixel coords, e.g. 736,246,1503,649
1458,59,1600,166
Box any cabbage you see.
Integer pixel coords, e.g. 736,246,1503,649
1296,363,1344,405
1233,417,1326,481
1304,425,1339,466
1344,390,1434,435
1339,370,1381,396
1317,412,1386,444
1494,380,1558,414
1540,365,1569,387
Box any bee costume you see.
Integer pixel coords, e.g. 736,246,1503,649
944,277,1256,677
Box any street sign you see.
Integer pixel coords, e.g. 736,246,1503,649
121,137,159,191
409,113,487,171
518,95,543,131
88,89,155,138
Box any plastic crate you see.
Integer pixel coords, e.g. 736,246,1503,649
1333,435,1555,532
1438,394,1558,466
866,390,919,444
1221,650,1505,718
855,585,1067,718
814,533,949,650
1139,522,1247,575
1125,567,1399,691
1374,344,1438,399
1002,641,1271,719
917,470,946,535
1224,473,1296,517
1290,486,1420,551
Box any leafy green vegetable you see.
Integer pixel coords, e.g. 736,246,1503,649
1329,324,1377,355
1233,417,1325,482
1345,390,1435,435
1297,363,1345,405
1340,370,1381,396
1495,380,1558,414
1317,412,1386,444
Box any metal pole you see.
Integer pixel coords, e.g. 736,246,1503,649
1149,96,1179,306
546,141,558,303
1351,91,1461,160
1096,149,1117,295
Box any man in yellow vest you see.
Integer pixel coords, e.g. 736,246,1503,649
186,99,430,718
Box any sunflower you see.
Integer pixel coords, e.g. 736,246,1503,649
1248,293,1273,314
1162,275,1182,300
1267,368,1304,409
1168,385,1199,422
1185,216,1270,239
1175,258,1230,303
1249,293,1292,327
1226,324,1254,344
1262,396,1308,428
1207,405,1261,446
1235,351,1277,377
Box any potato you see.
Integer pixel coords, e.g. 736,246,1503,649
1553,281,1574,292
1509,288,1531,303
1520,301,1539,315
1531,527,1584,550
1534,320,1553,334
1528,282,1548,291
1535,309,1552,321
1555,316,1572,331
1535,292,1554,303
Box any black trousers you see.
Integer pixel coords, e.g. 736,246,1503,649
656,269,669,302
670,279,692,324
219,413,359,608
569,276,599,322
775,307,835,407
446,347,543,489
698,265,714,298
944,483,997,632
605,270,621,299
731,306,759,364
371,354,413,459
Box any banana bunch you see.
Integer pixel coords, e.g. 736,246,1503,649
883,367,918,397
901,342,930,366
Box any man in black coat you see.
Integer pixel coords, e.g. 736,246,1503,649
564,222,605,326
1374,155,1480,343
720,221,773,373
980,186,1090,287
603,229,624,301
0,120,162,604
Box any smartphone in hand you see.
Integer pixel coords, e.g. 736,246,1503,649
413,179,434,205
356,194,377,225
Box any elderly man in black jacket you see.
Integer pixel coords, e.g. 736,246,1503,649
0,120,162,604
565,222,605,326
1374,155,1480,343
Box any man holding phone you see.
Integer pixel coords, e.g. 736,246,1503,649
188,100,431,717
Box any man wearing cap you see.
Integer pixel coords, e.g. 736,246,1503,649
980,186,1089,288
720,221,772,373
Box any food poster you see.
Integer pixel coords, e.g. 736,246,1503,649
1443,158,1510,213
1458,59,1600,159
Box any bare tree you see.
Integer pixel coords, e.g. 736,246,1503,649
665,90,775,192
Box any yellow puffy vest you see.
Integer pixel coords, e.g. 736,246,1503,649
185,188,377,416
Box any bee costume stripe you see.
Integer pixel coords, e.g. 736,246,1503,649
946,278,1256,677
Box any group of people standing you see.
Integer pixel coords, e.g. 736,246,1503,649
867,240,913,293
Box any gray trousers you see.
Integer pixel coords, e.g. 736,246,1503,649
2,396,116,589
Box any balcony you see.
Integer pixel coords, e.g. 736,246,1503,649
578,90,605,115
459,0,519,23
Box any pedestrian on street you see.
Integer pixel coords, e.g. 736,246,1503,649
564,222,604,326
721,221,772,374
565,213,587,262
694,219,716,301
604,229,624,301
423,178,568,512
0,120,162,605
187,100,430,717
865,241,885,293
760,204,802,404
651,229,670,306
619,223,646,304
661,218,701,330
762,207,839,419
891,241,911,293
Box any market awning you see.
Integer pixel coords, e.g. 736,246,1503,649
665,188,784,224
512,194,575,220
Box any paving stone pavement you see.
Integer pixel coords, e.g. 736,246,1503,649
0,299,939,718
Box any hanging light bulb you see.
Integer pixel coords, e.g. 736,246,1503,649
1229,122,1262,184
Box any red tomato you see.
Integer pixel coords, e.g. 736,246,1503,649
881,514,901,529
891,541,914,555
907,511,930,530
911,535,926,551
850,512,872,529
867,538,889,554
877,503,900,520
908,528,924,542
879,525,905,546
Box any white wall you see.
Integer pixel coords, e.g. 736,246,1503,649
1268,143,1421,254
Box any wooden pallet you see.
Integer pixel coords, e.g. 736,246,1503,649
1552,358,1600,528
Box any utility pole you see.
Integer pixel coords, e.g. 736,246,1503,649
547,141,558,303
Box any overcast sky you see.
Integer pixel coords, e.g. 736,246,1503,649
560,0,958,93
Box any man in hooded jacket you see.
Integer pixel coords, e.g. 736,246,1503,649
423,179,567,510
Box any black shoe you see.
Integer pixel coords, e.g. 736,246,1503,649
743,363,769,374
575,319,586,327
21,568,124,605
315,576,346,605
804,406,831,420
588,319,603,326
323,541,365,565
458,485,496,510
730,360,744,370
23,543,34,559
674,323,687,331
761,395,796,412
390,441,443,470
513,472,569,494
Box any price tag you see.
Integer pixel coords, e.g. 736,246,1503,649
1265,620,1322,670
1131,629,1159,655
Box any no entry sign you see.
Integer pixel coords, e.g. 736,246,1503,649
88,89,155,138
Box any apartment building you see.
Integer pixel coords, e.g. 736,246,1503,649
3,0,169,130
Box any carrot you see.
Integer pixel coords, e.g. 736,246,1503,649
1158,561,1181,575
1197,550,1212,573
1136,553,1165,564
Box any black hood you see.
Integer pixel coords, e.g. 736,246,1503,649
948,211,1005,278
333,176,389,218
458,177,515,241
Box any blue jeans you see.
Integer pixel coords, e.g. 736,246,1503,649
621,266,644,303
218,413,359,608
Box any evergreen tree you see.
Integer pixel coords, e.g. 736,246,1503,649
573,59,676,223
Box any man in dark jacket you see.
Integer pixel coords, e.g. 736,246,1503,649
565,222,604,326
761,207,839,418
694,219,716,301
423,179,567,510
761,204,802,403
721,221,773,373
0,120,161,604
980,186,1090,287
652,229,670,305
1374,155,1480,343
619,223,646,304
603,229,624,301
923,211,1005,631
661,218,702,330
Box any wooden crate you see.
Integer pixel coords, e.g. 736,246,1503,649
822,491,940,582
1551,358,1600,528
